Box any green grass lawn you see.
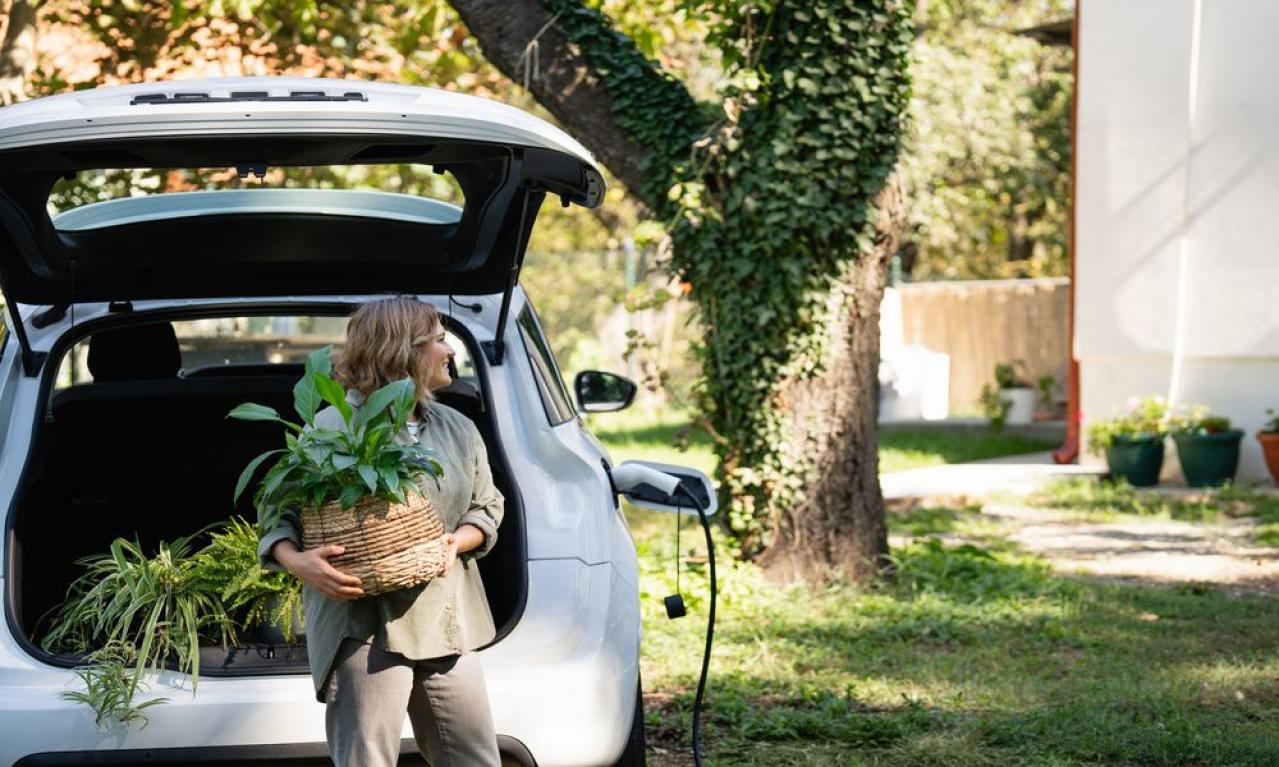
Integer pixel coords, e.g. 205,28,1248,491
1032,478,1279,546
584,410,1057,476
631,503,1279,766
594,412,1279,765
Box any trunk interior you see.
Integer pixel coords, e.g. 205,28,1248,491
7,318,526,675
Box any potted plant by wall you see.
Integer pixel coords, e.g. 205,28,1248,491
1170,405,1244,488
1034,374,1063,421
1258,409,1279,486
230,346,448,597
995,360,1036,425
1087,395,1169,487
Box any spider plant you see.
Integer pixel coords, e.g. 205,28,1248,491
60,640,170,728
40,528,236,726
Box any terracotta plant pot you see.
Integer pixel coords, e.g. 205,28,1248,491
1258,431,1279,485
1172,430,1244,488
1104,434,1164,487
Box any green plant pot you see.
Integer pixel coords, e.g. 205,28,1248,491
1105,435,1164,487
1172,430,1244,488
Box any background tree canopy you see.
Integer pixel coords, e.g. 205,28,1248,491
2,0,1072,583
902,0,1074,280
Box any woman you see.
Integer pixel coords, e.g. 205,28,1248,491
256,296,504,767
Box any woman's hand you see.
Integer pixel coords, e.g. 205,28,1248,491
442,524,486,575
272,540,365,600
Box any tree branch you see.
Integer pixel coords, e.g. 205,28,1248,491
449,0,705,210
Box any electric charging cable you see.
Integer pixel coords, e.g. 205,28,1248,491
610,464,717,767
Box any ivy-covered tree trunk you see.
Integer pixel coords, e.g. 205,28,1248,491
453,0,915,583
758,179,905,581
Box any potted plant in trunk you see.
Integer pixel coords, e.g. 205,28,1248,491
995,360,1035,425
1087,395,1169,487
229,346,448,597
1170,405,1244,488
1258,409,1279,486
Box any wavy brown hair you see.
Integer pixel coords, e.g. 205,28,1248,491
334,297,443,406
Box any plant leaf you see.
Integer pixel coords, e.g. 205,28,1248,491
293,374,321,425
233,450,283,503
305,345,333,378
354,378,415,432
339,483,362,509
227,403,302,432
313,372,353,424
357,464,378,493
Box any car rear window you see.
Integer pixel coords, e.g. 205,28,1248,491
52,315,476,390
48,164,466,222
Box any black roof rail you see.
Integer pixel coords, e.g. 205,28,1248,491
131,91,368,105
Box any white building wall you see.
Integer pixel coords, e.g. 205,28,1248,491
1077,0,1279,482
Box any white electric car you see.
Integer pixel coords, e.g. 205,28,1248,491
0,78,715,767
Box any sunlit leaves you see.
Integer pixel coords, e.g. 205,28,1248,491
228,345,444,531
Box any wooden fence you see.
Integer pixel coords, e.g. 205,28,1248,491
897,277,1070,412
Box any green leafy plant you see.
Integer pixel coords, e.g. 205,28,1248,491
980,383,1012,432
1087,395,1170,455
229,345,444,536
1035,374,1057,410
40,530,236,726
192,516,303,642
1263,408,1279,434
60,640,171,728
994,360,1031,389
1169,404,1236,435
41,516,305,727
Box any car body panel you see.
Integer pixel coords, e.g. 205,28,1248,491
0,78,597,166
0,560,638,767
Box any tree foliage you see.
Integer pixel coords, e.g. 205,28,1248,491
21,0,915,576
902,0,1073,280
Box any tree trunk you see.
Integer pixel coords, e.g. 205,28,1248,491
0,0,37,105
758,177,908,583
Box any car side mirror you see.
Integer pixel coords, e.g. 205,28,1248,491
574,370,637,412
610,460,717,518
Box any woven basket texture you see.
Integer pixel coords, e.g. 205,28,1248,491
301,493,447,596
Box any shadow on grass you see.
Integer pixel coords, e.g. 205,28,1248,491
642,537,1279,766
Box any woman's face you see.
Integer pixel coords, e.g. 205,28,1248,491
417,325,455,392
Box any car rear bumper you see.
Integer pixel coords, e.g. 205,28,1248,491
0,560,640,767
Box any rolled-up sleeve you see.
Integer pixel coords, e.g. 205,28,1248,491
257,510,302,572
458,423,503,561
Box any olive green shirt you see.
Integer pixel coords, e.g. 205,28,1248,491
256,391,504,703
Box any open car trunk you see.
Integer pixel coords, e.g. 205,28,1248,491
7,318,526,675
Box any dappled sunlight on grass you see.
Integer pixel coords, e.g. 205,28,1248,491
629,500,1279,765
1032,477,1279,524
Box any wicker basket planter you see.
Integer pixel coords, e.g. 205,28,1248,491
301,493,448,596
